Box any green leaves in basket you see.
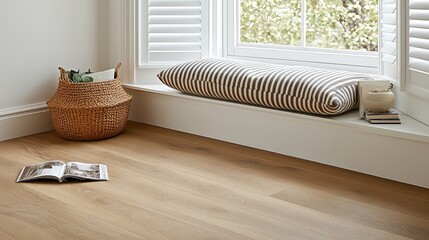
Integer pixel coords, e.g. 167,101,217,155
67,69,94,83
71,73,93,83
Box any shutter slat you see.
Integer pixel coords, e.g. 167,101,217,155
382,4,396,13
409,37,429,51
149,7,201,15
381,13,396,24
381,24,396,33
410,20,429,29
410,58,429,74
410,47,429,62
149,24,201,33
382,41,396,55
410,0,429,9
148,33,201,42
149,42,202,51
410,27,429,39
149,16,201,24
382,53,396,64
148,0,201,6
409,10,429,21
382,32,396,42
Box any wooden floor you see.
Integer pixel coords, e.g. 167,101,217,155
0,122,428,240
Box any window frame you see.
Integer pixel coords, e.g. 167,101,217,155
224,0,380,73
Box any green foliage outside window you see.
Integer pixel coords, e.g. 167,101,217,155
240,0,379,52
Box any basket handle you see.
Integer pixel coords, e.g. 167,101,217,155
58,67,70,84
115,63,122,79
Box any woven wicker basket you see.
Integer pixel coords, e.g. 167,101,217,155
47,63,132,141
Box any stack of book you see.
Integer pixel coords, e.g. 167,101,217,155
364,109,401,124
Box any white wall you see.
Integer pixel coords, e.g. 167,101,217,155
0,0,114,140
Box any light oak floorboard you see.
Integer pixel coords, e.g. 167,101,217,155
0,121,428,240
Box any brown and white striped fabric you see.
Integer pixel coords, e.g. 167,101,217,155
157,58,373,115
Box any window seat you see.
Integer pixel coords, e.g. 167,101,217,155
123,83,429,144
122,83,429,188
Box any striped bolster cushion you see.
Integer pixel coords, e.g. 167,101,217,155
157,58,373,115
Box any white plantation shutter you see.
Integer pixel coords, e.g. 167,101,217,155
381,0,398,64
408,0,429,92
380,0,399,82
140,0,209,66
393,0,429,125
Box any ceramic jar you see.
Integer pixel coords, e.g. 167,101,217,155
363,90,395,112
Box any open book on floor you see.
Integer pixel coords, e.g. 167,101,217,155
16,160,109,183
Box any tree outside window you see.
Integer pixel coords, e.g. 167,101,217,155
240,0,379,52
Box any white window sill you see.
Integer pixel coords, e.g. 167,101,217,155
122,83,429,144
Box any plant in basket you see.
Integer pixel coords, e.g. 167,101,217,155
67,69,93,83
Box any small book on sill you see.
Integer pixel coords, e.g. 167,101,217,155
16,160,109,183
365,109,400,120
368,119,402,124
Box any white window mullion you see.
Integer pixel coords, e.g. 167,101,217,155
226,0,239,57
300,0,306,50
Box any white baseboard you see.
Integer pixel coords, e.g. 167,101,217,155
125,86,429,188
0,103,53,141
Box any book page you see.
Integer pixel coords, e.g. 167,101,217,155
63,162,108,181
16,160,65,182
